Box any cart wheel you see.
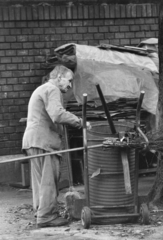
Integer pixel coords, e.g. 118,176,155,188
81,206,91,229
139,203,149,225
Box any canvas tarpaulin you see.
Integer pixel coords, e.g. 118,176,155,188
54,43,159,115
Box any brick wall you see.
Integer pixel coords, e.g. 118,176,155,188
0,2,159,155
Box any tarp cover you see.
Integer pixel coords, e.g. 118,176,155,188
56,43,159,115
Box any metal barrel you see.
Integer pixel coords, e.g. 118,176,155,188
87,122,136,223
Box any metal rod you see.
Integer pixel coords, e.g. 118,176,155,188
95,83,116,134
90,204,135,209
92,213,139,219
63,125,73,186
0,144,103,164
82,93,90,207
136,90,145,128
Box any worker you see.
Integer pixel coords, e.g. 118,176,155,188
22,65,90,228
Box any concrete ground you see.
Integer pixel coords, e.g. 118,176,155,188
1,174,163,240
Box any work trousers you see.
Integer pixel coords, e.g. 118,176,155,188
26,148,61,224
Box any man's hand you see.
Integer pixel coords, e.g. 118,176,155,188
86,121,92,130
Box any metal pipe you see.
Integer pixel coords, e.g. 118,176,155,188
82,93,90,207
95,83,116,134
0,144,103,164
136,90,145,128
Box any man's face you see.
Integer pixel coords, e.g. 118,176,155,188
58,72,73,93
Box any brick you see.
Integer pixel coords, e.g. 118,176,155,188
6,64,17,70
110,39,120,45
105,33,115,39
78,5,83,19
32,7,38,20
104,19,114,25
9,119,19,126
145,31,156,38
125,32,135,38
0,50,5,56
104,5,110,18
61,6,67,20
0,92,7,99
12,56,23,62
20,7,26,20
99,39,110,44
115,32,125,38
7,78,18,84
23,42,33,49
72,34,83,40
135,19,145,24
0,29,9,35
0,64,5,71
34,42,45,49
16,126,25,133
10,29,21,35
78,40,88,45
2,85,13,91
115,19,125,25
51,35,61,41
17,36,28,42
125,19,135,25
28,21,39,28
83,20,93,26
19,77,30,84
26,6,32,20
18,63,29,70
83,5,89,19
5,36,16,42
0,79,7,85
24,70,35,76
4,22,15,28
10,133,22,141
99,26,108,33
152,4,158,17
44,6,50,20
1,57,11,63
1,71,12,78
115,4,121,18
56,28,66,34
35,69,46,76
3,7,9,21
15,7,21,20
120,5,126,18
145,19,155,24
120,26,129,32
29,49,40,55
77,27,87,33
142,4,147,17
38,6,44,20
39,21,49,27
0,22,3,28
7,92,19,98
130,39,140,45
23,84,35,91
94,33,104,40
16,22,27,28
135,32,145,38
67,27,77,34
11,43,22,49
88,39,99,46
0,36,5,42
151,24,158,31
136,4,142,17
83,33,94,40
89,5,94,19
72,6,77,19
19,91,31,98
146,4,152,17
13,71,24,77
130,25,140,31
22,28,32,35
62,34,73,41
88,26,98,33
50,5,55,19
23,56,34,63
30,77,41,83
14,99,26,105
30,63,40,70
9,7,15,20
33,28,44,34
6,50,16,56
40,35,50,41
131,4,137,17
110,26,119,32
4,126,15,134
126,4,132,18
110,4,115,18
56,6,61,19
120,39,130,45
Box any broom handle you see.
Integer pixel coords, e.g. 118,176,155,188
95,84,116,134
136,91,145,128
82,93,90,207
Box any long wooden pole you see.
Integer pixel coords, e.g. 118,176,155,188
0,144,102,164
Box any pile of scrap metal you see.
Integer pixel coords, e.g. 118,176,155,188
42,38,159,132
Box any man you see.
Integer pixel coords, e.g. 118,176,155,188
22,65,89,228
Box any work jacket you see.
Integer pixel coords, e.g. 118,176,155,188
22,81,81,152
